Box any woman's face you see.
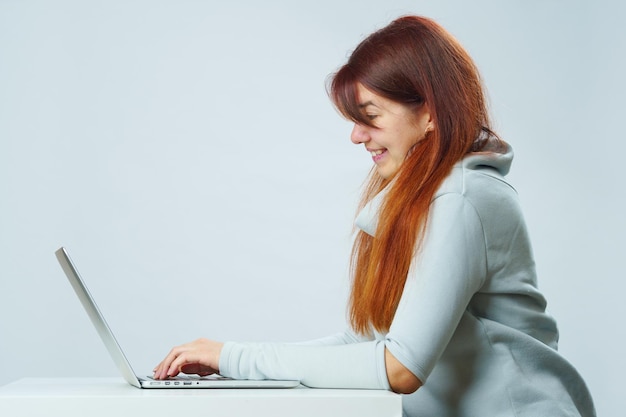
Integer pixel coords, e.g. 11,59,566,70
350,83,433,179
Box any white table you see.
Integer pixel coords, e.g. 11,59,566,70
0,377,402,417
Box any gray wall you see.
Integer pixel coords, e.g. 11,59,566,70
1,1,623,415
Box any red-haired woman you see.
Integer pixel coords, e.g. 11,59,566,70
154,16,595,416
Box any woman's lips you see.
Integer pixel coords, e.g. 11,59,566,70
370,149,387,163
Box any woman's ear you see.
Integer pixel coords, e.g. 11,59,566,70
420,107,435,135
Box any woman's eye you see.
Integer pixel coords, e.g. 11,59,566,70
367,114,378,120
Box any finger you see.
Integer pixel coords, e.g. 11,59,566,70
153,357,169,374
166,352,192,377
167,351,206,377
155,361,172,379
154,355,173,379
154,345,188,379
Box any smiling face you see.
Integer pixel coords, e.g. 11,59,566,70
350,84,433,179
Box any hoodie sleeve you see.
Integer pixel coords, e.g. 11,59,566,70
384,192,487,382
219,192,486,389
219,339,390,389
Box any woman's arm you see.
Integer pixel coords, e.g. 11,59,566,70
153,337,420,394
382,192,487,383
154,193,487,391
385,348,422,394
219,339,391,389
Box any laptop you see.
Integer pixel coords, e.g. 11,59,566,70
54,247,300,389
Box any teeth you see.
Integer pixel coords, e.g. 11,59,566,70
371,150,384,156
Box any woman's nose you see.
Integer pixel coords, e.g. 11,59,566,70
350,124,370,144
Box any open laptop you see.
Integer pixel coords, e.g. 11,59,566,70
55,247,300,389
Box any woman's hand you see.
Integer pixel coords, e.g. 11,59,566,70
152,338,224,380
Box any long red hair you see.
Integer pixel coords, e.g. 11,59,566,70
330,16,500,335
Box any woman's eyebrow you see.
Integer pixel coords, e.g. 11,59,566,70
358,101,378,109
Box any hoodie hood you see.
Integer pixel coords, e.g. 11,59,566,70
355,141,514,236
462,139,513,176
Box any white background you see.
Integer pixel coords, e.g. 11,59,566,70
1,1,623,415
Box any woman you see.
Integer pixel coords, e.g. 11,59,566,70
154,16,595,416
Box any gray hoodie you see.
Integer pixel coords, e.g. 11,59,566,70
220,144,595,417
